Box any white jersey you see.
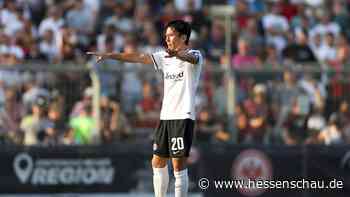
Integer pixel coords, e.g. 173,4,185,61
151,49,203,120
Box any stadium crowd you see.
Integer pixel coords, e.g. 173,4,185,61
0,0,350,146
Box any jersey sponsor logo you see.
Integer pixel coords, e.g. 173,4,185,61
231,149,273,197
164,71,184,81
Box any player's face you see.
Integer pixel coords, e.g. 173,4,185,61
165,27,185,51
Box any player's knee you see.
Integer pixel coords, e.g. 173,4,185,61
152,155,167,168
172,158,187,171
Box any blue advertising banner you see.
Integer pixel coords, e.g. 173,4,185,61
0,144,150,193
0,144,348,197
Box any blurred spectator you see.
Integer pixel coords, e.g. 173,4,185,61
338,100,350,127
139,21,163,53
304,103,326,144
213,121,231,143
195,107,220,143
24,0,47,26
262,2,289,52
68,104,95,145
135,81,160,129
84,0,100,23
61,128,74,145
314,32,337,62
70,86,93,117
0,70,22,90
278,0,298,21
100,95,131,143
96,34,122,97
232,37,260,69
298,72,327,107
20,96,52,145
304,0,324,7
43,103,66,145
65,0,94,48
140,32,162,54
175,0,202,13
96,0,117,31
57,26,80,62
329,33,350,68
15,18,40,60
241,83,269,144
39,29,60,62
228,0,265,14
159,2,179,27
0,86,25,143
22,75,50,112
120,40,143,115
344,124,350,144
272,69,302,137
197,56,215,107
262,43,283,68
194,83,210,111
97,24,124,53
236,104,249,143
38,5,64,41
309,10,340,42
282,29,316,62
290,4,313,33
239,18,265,56
213,76,228,117
0,33,24,65
0,0,24,36
234,0,253,29
309,32,322,56
333,0,350,39
133,4,151,31
281,89,310,145
206,19,225,62
318,113,344,145
104,2,134,33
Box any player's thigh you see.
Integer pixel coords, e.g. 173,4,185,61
168,119,194,158
153,120,170,158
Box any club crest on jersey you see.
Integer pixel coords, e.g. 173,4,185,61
165,71,184,81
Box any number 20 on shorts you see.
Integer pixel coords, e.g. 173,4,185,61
171,137,184,151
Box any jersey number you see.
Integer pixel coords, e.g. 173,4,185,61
171,137,184,151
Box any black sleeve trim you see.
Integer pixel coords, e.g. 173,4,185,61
151,54,159,70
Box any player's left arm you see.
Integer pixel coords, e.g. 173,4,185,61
166,49,199,64
176,50,199,64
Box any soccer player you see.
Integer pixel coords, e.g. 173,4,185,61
87,20,203,197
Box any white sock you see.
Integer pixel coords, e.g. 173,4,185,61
153,165,169,197
174,169,188,197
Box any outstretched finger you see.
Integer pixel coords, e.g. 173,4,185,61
87,52,98,56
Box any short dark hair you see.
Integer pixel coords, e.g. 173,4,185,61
165,20,191,45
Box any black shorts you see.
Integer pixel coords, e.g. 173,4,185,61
153,119,194,158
